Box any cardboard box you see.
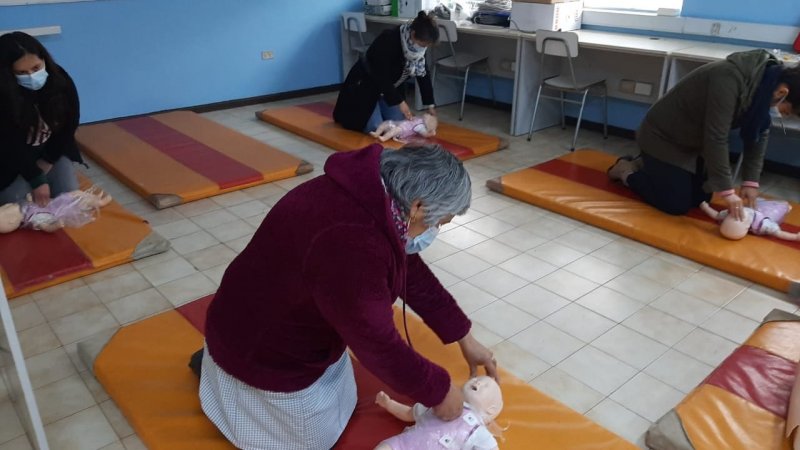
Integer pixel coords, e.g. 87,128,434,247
397,0,437,18
511,1,583,31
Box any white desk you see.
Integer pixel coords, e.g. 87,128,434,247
343,16,790,136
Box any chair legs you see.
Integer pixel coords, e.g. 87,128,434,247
527,84,544,142
459,66,471,121
559,91,566,130
571,89,590,151
602,85,609,139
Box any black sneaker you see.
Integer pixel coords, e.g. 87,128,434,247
189,348,204,378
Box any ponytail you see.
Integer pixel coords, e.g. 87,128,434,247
410,11,439,44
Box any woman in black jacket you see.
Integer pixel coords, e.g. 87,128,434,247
334,11,439,133
0,32,82,207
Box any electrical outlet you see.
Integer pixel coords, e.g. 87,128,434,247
710,22,721,36
619,79,636,94
261,51,274,60
634,82,653,96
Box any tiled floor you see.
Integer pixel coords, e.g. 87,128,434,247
2,92,800,449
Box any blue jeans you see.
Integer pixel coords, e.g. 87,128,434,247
363,98,405,133
0,156,79,204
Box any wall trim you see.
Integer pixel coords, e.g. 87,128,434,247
83,83,342,125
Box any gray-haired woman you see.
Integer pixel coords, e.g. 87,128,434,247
195,144,498,449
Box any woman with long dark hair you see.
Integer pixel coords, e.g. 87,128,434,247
334,11,439,133
0,32,82,206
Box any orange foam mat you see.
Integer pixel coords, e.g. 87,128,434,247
0,175,168,298
256,101,507,161
647,311,800,450
487,149,800,295
92,307,636,449
76,111,312,209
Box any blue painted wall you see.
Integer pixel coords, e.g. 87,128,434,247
682,0,800,27
0,0,361,122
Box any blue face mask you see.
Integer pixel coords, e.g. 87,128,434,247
16,67,49,91
405,226,439,254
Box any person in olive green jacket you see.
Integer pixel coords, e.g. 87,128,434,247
608,50,800,219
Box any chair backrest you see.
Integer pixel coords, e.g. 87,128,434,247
437,19,458,43
341,12,367,51
535,29,580,88
341,12,367,33
535,29,579,58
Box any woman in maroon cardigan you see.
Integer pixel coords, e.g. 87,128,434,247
197,144,497,449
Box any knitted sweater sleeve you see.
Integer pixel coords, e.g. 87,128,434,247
303,225,451,407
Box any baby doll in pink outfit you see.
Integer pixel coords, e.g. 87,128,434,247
370,113,438,143
699,198,798,241
374,376,502,450
0,188,112,233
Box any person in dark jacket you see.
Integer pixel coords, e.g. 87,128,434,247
334,11,439,133
0,32,82,206
608,50,800,219
197,144,497,449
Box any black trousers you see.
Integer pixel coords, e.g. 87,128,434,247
626,154,712,215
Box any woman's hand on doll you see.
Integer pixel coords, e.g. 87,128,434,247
723,193,744,221
32,183,51,207
399,101,413,120
433,383,465,421
740,186,759,208
458,333,499,382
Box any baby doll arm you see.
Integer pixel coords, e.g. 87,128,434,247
699,201,722,220
375,391,416,423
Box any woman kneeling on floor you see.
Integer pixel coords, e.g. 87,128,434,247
193,144,498,450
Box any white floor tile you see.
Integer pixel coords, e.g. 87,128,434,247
610,372,684,422
535,269,599,301
491,341,551,382
576,286,643,322
699,309,760,344
643,349,714,394
544,303,616,342
463,216,515,238
509,321,584,365
674,328,739,367
470,300,537,339
650,290,719,326
622,307,696,347
493,228,549,251
530,367,604,414
591,325,668,370
434,252,492,279
526,241,585,267
447,281,498,315
674,269,748,307
557,346,637,395
499,253,558,283
606,272,671,304
437,227,489,249
502,283,570,319
464,240,521,265
468,267,528,298
563,255,626,285
725,287,798,321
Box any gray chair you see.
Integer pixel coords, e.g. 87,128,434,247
432,19,495,121
341,12,370,58
527,29,607,151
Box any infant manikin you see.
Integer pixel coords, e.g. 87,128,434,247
0,188,113,233
374,376,502,450
699,198,798,241
370,113,438,143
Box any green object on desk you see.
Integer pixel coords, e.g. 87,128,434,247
391,0,398,16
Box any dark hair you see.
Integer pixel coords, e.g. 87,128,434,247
0,32,75,133
779,66,800,115
409,11,439,44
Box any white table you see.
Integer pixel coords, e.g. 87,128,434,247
344,16,795,136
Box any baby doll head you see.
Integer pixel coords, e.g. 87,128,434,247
462,376,503,423
422,113,438,136
719,208,755,240
0,203,23,233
